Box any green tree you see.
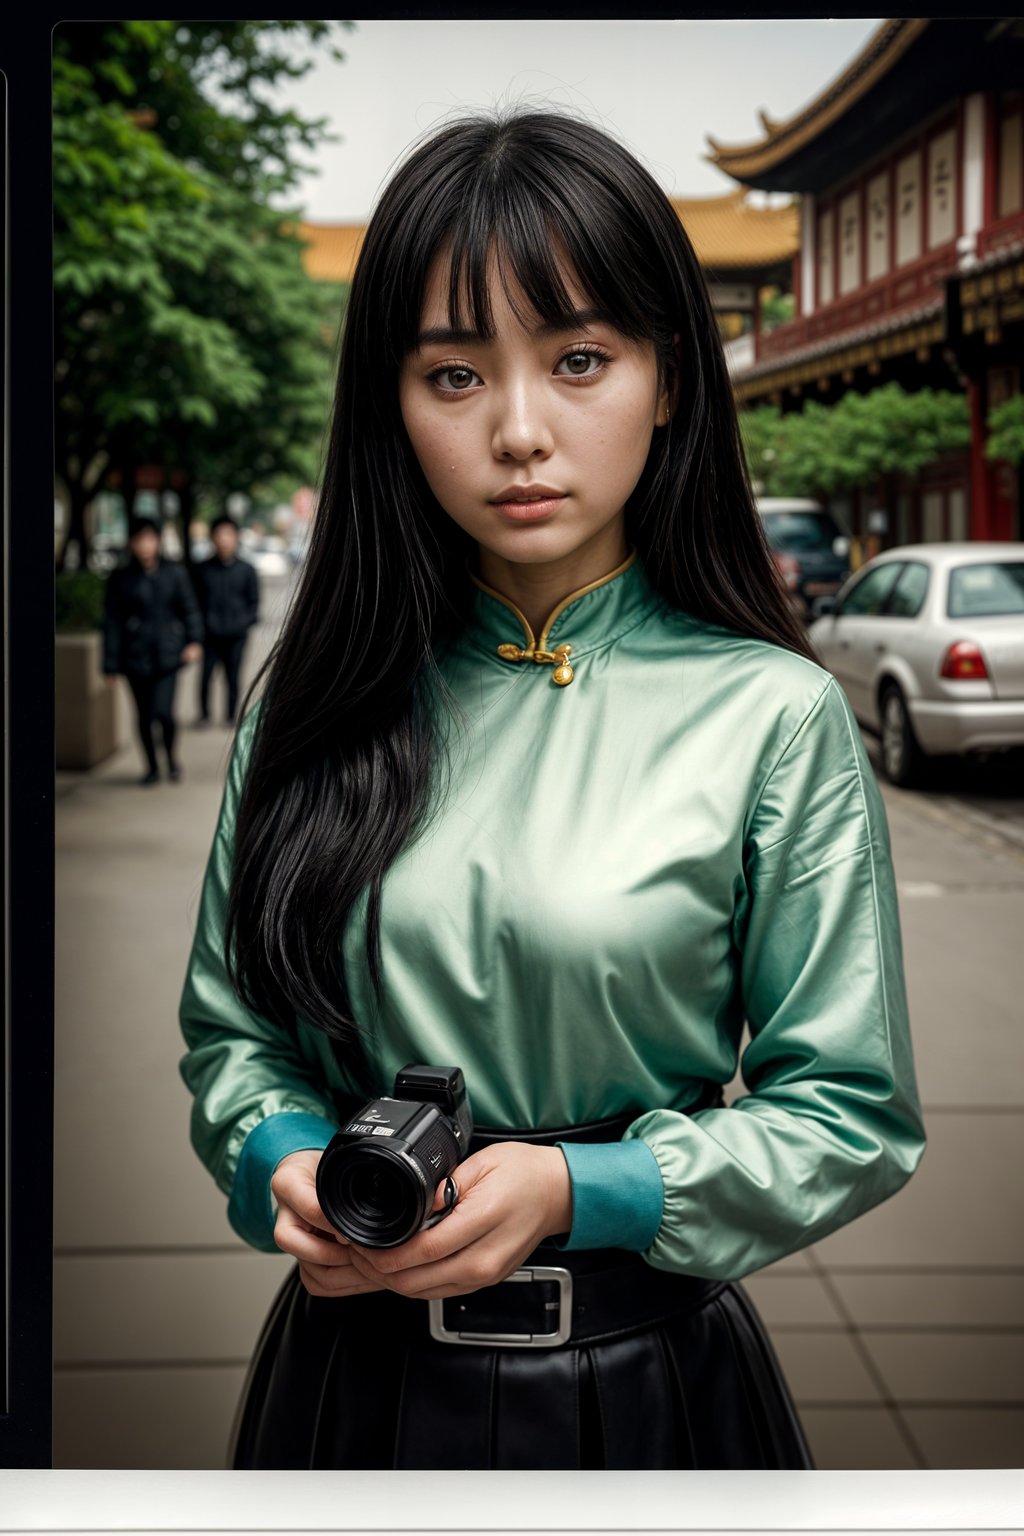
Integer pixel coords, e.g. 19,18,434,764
54,20,351,569
737,403,787,496
759,288,795,334
739,384,970,499
985,395,1024,468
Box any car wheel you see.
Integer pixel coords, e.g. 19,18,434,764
880,684,926,788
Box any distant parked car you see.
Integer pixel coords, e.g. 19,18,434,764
756,498,852,621
808,542,1024,787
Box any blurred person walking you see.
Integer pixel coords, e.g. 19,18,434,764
103,515,203,786
193,514,260,727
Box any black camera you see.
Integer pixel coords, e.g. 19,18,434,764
316,1064,473,1248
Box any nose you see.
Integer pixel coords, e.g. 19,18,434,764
490,375,555,461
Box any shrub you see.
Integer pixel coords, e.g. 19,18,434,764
55,569,106,633
985,395,1024,468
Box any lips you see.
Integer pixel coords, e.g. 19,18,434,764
490,484,566,503
489,485,568,524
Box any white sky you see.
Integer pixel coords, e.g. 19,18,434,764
265,18,883,222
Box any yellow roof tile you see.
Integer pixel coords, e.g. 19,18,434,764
295,222,366,283
671,189,798,269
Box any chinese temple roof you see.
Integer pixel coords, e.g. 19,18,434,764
706,18,1024,195
706,20,926,184
671,190,798,272
295,222,365,284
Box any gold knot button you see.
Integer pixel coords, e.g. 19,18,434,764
495,640,575,685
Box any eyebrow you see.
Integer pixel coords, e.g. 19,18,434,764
414,306,618,350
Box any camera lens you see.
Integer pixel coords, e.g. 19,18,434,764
322,1147,426,1246
348,1162,406,1221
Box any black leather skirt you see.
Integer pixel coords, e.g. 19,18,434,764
229,1099,815,1471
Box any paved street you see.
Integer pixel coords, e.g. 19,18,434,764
53,572,1024,1469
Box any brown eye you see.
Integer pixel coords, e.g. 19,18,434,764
554,347,610,379
428,364,480,392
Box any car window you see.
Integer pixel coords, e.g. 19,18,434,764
760,510,844,553
947,562,1024,617
840,562,903,616
887,561,930,618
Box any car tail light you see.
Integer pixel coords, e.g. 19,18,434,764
773,554,800,590
939,641,990,681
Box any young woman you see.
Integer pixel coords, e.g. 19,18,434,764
178,107,926,1471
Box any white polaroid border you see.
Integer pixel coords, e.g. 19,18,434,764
30,14,1024,1536
1,1469,1024,1533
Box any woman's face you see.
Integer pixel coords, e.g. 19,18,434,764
398,245,671,571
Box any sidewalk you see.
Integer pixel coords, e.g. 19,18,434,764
54,585,298,1468
53,586,1024,1469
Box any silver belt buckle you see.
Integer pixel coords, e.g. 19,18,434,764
428,1265,573,1348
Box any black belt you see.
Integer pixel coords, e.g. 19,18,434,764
430,1249,726,1349
423,1084,727,1350
469,1077,724,1154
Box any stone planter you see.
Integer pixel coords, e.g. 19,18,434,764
55,631,125,769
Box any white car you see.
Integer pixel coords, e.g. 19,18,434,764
808,542,1024,787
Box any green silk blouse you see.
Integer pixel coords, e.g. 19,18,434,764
178,546,926,1279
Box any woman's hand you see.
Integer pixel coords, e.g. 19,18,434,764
344,1142,573,1301
181,643,203,664
270,1148,389,1298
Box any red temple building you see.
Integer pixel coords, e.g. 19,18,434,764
708,16,1024,544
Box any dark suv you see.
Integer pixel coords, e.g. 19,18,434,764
757,498,852,622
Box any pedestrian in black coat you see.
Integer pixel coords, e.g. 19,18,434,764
103,516,204,786
193,514,260,726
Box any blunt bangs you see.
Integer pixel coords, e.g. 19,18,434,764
360,111,676,372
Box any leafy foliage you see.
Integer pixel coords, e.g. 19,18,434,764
759,288,795,334
740,383,971,497
54,21,351,562
985,394,1024,468
55,570,107,633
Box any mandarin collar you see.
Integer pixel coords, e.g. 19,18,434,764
461,545,660,684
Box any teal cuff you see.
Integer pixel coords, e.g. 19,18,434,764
548,1137,664,1251
228,1110,337,1252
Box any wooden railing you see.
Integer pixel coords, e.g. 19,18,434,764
755,244,959,364
976,209,1024,261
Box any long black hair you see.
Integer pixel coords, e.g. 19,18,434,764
225,106,816,1086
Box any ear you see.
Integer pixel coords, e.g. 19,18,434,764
655,332,683,426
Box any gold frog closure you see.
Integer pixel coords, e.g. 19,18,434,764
464,547,638,690
496,642,575,686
